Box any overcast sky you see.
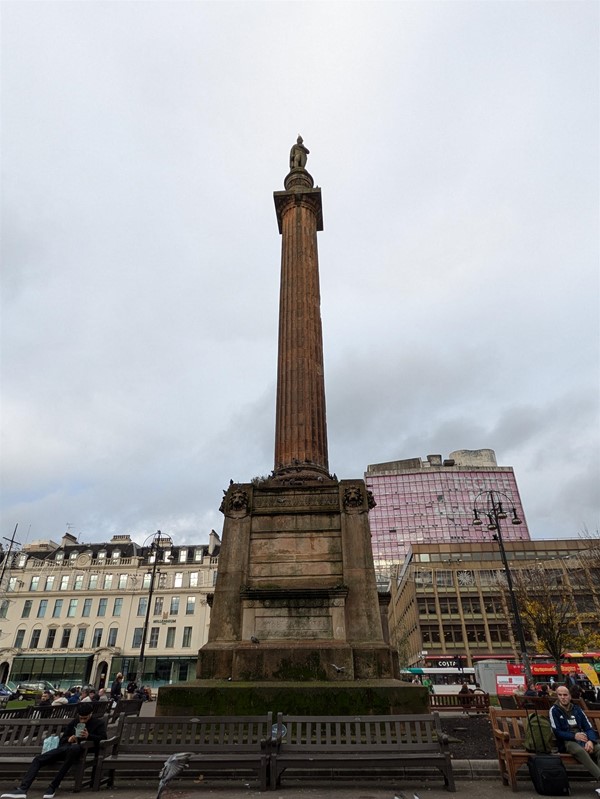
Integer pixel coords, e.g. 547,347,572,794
1,0,598,551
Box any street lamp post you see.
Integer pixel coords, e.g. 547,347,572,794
472,490,532,682
134,530,163,688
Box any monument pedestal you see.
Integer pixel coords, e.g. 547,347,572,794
156,479,424,717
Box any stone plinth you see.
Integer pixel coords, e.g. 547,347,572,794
157,680,427,717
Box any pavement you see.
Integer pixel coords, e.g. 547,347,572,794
72,776,600,799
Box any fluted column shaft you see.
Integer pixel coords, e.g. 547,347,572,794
273,172,328,475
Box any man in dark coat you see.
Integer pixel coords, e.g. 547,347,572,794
549,685,600,784
0,704,107,799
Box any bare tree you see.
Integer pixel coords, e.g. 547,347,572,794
511,567,579,676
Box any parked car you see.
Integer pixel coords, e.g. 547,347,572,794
0,682,18,702
15,680,56,698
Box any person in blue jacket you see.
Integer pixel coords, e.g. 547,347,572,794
549,684,600,789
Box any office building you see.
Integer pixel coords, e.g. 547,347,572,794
366,449,530,572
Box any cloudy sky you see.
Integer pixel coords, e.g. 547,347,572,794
2,1,598,550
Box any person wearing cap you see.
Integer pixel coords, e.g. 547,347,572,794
0,704,107,799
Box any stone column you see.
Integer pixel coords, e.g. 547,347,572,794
273,168,329,477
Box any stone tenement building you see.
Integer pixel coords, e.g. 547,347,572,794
0,531,219,688
366,448,530,573
389,538,599,671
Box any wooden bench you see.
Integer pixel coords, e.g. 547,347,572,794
0,718,99,792
489,706,600,791
514,695,589,711
107,698,143,725
0,706,32,720
430,693,490,713
93,713,272,792
270,713,455,791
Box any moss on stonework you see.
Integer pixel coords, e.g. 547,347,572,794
271,652,328,681
157,681,428,717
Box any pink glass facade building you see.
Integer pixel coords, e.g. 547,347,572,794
365,449,531,572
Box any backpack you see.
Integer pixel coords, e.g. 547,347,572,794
525,712,555,753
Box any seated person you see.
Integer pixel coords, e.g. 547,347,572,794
0,704,107,799
549,685,600,790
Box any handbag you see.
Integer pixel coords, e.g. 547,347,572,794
41,734,60,753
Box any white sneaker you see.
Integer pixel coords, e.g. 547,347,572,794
1,792,27,799
42,791,55,799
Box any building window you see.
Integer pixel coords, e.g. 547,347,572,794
163,550,171,563
60,628,72,648
169,597,180,615
112,598,123,617
15,629,25,648
75,629,86,648
52,599,63,618
30,629,41,649
82,598,92,618
137,597,148,616
8,577,17,592
18,554,28,567
132,628,143,648
21,600,32,619
112,550,120,562
194,548,203,562
178,549,187,563
118,574,128,589
143,574,152,590
103,574,113,590
421,624,441,645
30,576,40,591
182,627,192,647
37,599,48,618
97,550,106,561
45,628,57,648
60,576,69,591
70,551,78,562
74,575,84,590
186,596,196,615
92,628,102,648
189,572,199,587
436,570,453,588
88,574,98,590
98,598,108,617
67,599,78,617
148,627,159,648
165,627,175,648
153,597,164,615
107,627,118,647
174,572,183,588
0,600,8,619
55,552,64,562
45,576,55,591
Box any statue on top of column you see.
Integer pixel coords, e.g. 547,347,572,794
289,135,309,170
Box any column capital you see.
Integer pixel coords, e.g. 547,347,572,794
274,185,323,233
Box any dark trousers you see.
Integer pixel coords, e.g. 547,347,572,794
19,744,83,791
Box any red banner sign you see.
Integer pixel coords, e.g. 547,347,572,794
507,662,581,676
